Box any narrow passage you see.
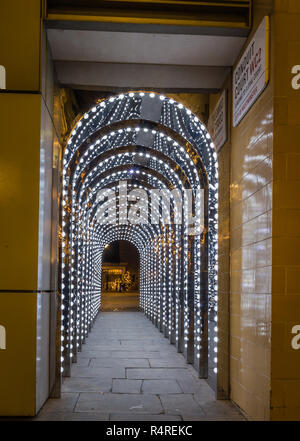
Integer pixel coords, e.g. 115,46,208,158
37,312,245,421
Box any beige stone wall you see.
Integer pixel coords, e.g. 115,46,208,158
208,2,274,418
229,0,274,420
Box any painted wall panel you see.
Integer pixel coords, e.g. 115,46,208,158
271,0,300,421
0,293,36,416
0,0,41,91
0,94,42,291
35,292,50,413
229,0,274,421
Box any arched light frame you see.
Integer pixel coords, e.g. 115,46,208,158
60,91,219,388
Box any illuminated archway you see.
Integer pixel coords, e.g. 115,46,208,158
101,240,139,299
60,91,218,388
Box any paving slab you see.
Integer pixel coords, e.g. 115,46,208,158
182,414,247,421
72,358,91,367
149,358,187,368
38,393,79,413
119,344,173,351
62,377,112,393
112,379,142,394
194,396,244,417
71,366,126,379
159,351,183,359
36,412,109,421
115,338,163,342
126,368,192,380
159,394,205,416
75,393,163,414
81,344,121,350
33,311,245,421
91,358,149,368
176,377,215,395
77,350,111,359
110,414,182,421
142,380,182,394
110,351,161,359
86,339,121,345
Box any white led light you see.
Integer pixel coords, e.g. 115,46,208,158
61,91,218,385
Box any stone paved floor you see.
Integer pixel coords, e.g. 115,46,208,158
36,312,246,421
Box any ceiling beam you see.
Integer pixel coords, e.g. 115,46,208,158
45,20,250,37
45,0,252,36
54,61,230,92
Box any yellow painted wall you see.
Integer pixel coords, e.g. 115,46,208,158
0,94,41,289
271,0,300,421
0,1,60,416
0,293,36,415
0,94,42,416
211,0,300,421
229,0,274,420
0,0,42,91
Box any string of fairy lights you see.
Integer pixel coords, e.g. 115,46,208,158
61,91,219,385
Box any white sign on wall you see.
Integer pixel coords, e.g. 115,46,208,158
208,90,227,152
233,16,270,127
